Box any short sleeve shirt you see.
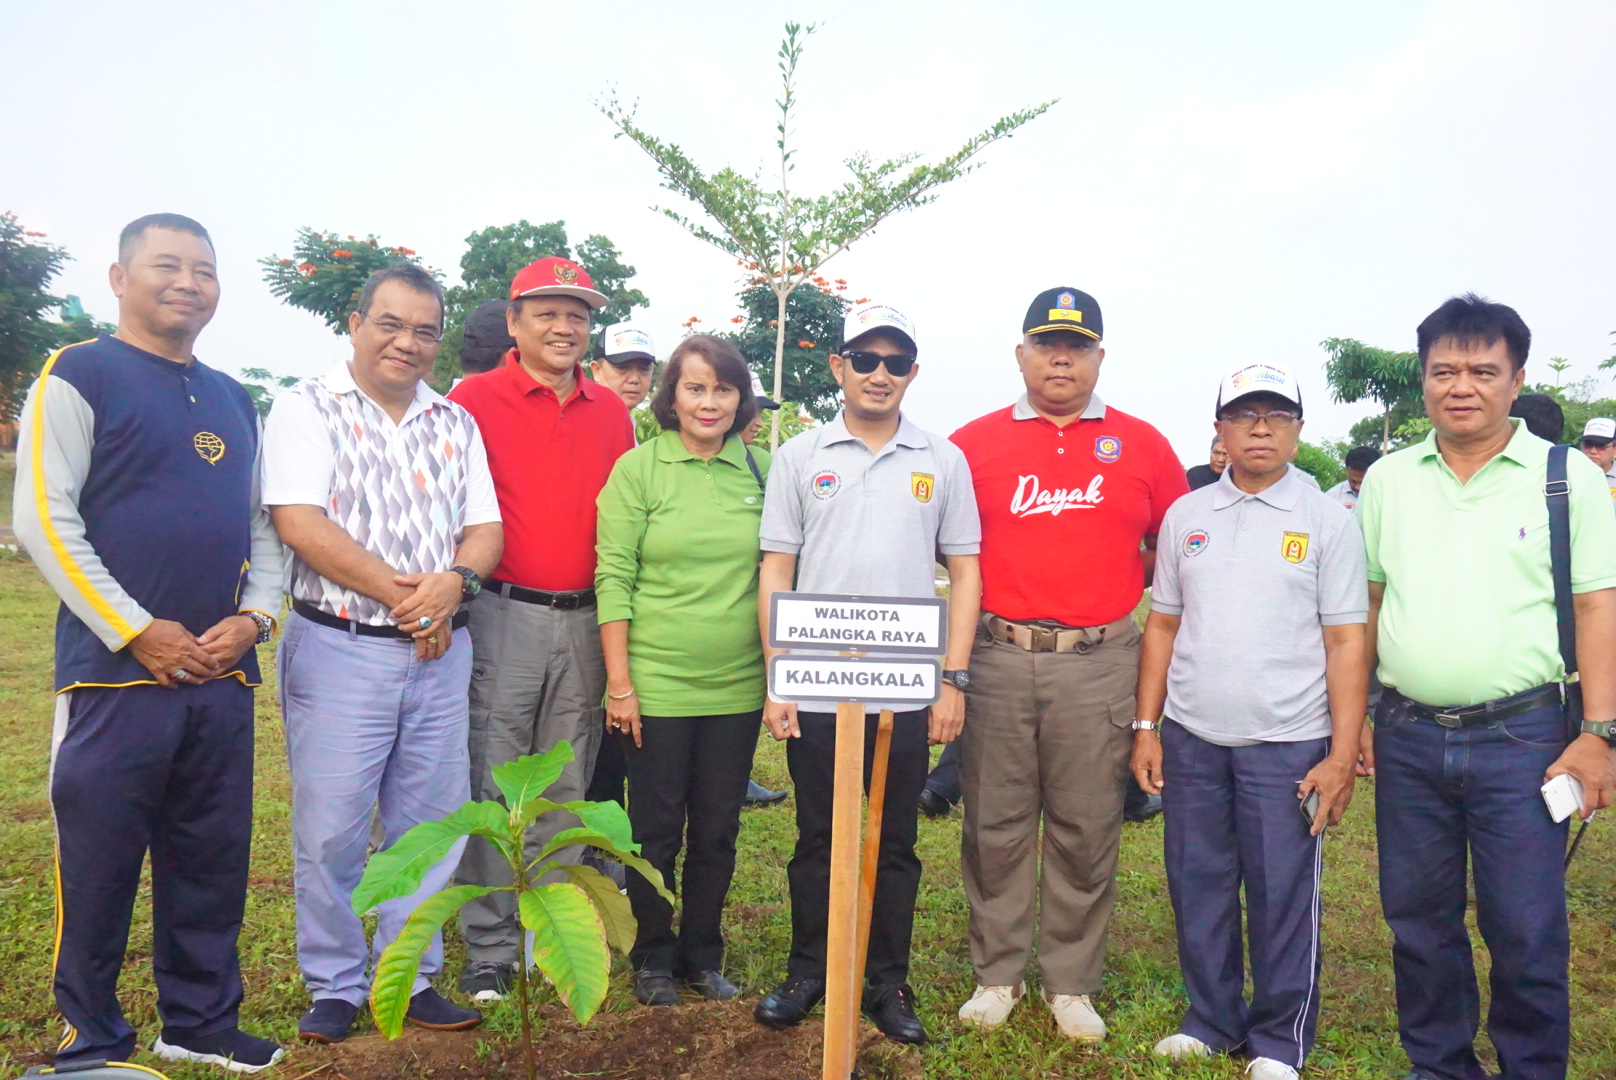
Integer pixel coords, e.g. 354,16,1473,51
760,412,980,713
1152,468,1368,744
1360,420,1616,706
950,395,1189,627
448,353,635,591
1323,479,1359,511
263,362,500,625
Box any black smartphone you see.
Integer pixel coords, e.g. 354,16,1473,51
1301,788,1321,827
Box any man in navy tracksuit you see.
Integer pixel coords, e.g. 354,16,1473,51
13,214,285,1072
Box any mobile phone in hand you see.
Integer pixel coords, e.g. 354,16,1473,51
1301,788,1321,827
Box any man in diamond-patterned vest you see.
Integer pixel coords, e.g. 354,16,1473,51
262,264,505,1044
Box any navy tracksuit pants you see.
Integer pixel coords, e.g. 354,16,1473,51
50,679,256,1063
1373,695,1570,1080
1161,720,1329,1068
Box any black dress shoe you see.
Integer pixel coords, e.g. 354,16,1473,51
917,787,953,818
682,969,739,1000
745,779,789,806
407,987,481,1030
754,976,827,1028
635,970,679,1006
862,982,926,1044
1124,793,1164,823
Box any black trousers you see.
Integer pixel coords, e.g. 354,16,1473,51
585,725,627,806
622,711,761,974
785,708,930,986
51,680,255,1063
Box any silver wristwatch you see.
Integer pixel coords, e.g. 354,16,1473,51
1130,718,1158,732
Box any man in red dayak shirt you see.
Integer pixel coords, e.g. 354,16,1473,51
949,287,1188,1041
446,257,635,1002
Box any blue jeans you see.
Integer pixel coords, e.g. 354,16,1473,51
279,612,473,1005
1374,695,1570,1080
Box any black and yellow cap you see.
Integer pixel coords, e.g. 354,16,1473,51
1023,287,1102,341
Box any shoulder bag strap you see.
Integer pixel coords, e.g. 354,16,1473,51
744,444,764,489
1546,444,1581,741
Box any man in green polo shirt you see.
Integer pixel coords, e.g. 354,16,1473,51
1358,293,1616,1080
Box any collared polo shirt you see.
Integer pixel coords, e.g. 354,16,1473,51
1323,479,1359,511
263,361,500,626
448,352,635,591
1152,467,1368,745
1360,419,1616,706
1605,466,1616,515
951,393,1188,627
760,412,980,714
595,431,770,716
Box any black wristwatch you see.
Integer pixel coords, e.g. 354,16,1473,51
450,566,482,600
942,669,971,692
1581,718,1616,747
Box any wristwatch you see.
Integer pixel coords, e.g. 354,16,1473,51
1131,718,1158,732
450,566,482,600
1581,718,1616,747
241,610,275,644
941,669,971,692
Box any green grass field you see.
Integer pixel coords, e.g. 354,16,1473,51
1,543,1614,1077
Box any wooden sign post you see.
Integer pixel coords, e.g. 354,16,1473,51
766,593,946,1080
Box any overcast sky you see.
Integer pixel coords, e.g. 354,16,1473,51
6,0,1614,463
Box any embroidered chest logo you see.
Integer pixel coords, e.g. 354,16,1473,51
1282,531,1310,563
1094,436,1122,463
1010,474,1104,517
911,472,935,503
812,471,842,500
193,431,226,465
1184,530,1210,556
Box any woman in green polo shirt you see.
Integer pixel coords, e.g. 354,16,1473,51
594,334,770,1008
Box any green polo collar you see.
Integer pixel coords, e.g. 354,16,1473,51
1413,417,1543,475
653,428,748,467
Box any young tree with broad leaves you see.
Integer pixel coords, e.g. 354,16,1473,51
1321,336,1423,452
600,22,1054,449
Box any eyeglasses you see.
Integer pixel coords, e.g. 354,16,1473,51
360,311,443,344
1219,408,1299,430
843,351,916,377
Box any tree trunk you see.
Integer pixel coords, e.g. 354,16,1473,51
769,288,789,452
1382,407,1390,453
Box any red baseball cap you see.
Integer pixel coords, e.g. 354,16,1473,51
508,256,609,310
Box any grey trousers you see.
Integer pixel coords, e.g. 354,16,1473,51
457,588,606,965
959,614,1140,995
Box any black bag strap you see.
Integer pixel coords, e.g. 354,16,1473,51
744,444,765,489
1546,445,1576,677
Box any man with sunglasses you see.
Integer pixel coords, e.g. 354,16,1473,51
950,287,1188,1040
1579,417,1616,510
1132,362,1368,1080
264,263,503,1041
754,302,983,1045
446,257,636,1002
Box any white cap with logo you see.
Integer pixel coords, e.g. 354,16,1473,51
1582,418,1616,441
602,322,656,364
1216,362,1303,417
840,302,918,352
750,373,782,410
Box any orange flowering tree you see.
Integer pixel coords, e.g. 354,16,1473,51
259,229,436,334
0,213,114,422
600,22,1052,448
723,272,851,423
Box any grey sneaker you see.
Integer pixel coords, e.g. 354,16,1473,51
458,960,516,1003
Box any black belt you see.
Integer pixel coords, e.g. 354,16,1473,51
487,579,596,610
293,599,468,639
1386,683,1563,729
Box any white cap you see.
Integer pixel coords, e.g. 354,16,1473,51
1582,418,1616,440
601,322,655,363
1216,361,1303,417
750,372,782,410
840,302,917,352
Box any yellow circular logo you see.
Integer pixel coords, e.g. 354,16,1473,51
193,431,226,464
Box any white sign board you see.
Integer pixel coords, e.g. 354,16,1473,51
768,592,947,657
768,655,941,706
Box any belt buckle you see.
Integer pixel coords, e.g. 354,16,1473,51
1434,712,1463,729
1031,625,1058,652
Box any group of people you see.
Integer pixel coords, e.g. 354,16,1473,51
13,212,1616,1080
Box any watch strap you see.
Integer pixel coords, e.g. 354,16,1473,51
1581,718,1616,745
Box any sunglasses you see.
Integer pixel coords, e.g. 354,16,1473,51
843,350,916,377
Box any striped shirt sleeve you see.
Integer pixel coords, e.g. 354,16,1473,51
12,359,153,649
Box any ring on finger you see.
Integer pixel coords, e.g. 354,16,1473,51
419,616,433,629
172,668,190,680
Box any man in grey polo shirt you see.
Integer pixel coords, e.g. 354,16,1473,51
1132,362,1368,1080
752,301,982,1045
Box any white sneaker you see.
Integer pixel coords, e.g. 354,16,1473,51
1153,1032,1213,1058
1042,990,1106,1042
958,982,1026,1028
1246,1058,1300,1080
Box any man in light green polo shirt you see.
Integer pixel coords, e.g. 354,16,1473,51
1357,293,1616,1080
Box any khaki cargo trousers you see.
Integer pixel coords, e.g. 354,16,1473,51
959,613,1139,996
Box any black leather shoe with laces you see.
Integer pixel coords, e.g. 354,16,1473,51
862,982,927,1044
754,976,826,1028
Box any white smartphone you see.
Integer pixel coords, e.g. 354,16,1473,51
1541,773,1585,824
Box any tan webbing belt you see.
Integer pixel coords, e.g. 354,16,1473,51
984,613,1113,654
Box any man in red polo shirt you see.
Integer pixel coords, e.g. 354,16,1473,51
950,287,1188,1040
447,257,635,1001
